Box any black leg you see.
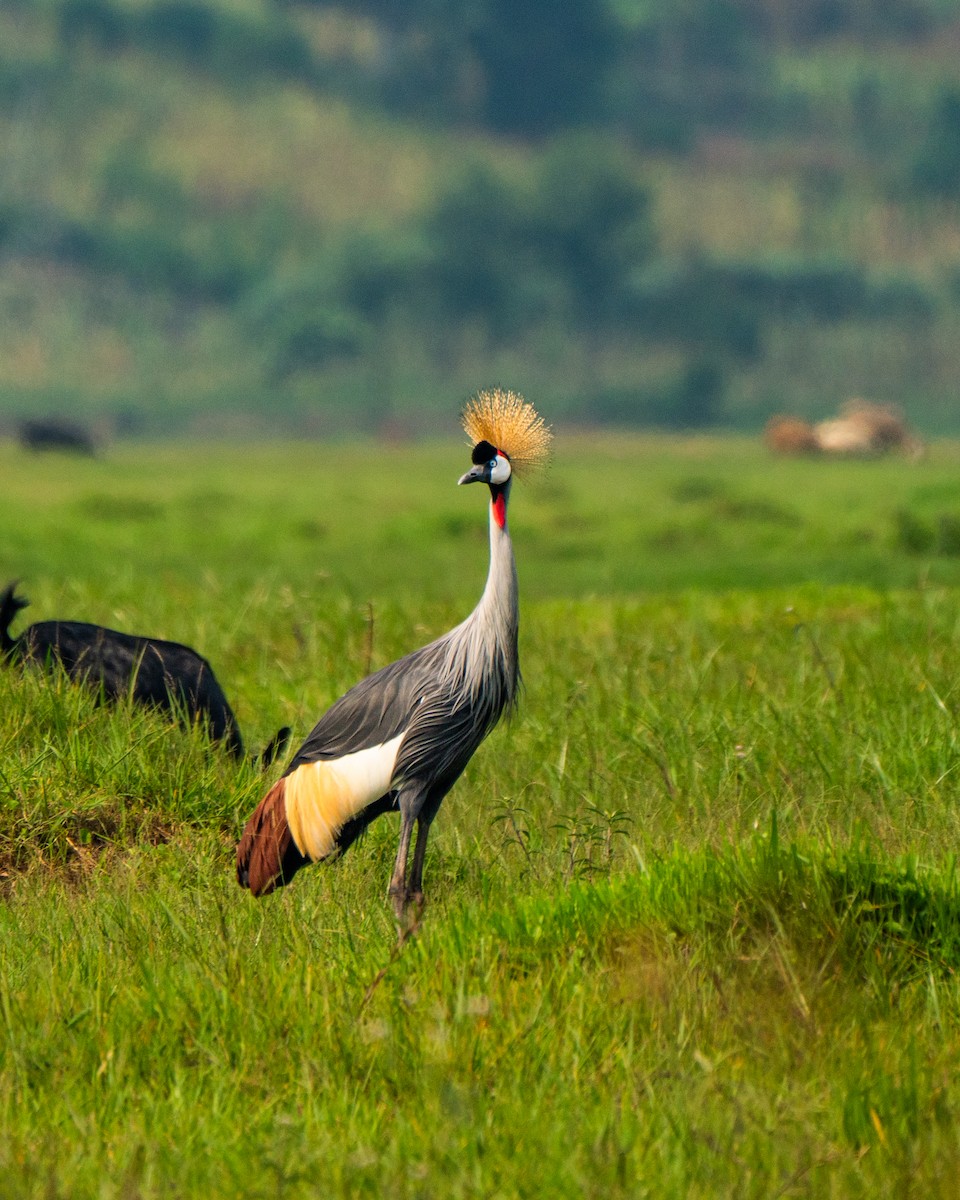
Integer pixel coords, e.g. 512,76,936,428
388,807,416,922
389,785,429,924
407,811,435,909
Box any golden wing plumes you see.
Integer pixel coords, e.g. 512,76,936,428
462,388,552,475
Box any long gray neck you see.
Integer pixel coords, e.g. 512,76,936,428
439,480,519,709
476,483,518,654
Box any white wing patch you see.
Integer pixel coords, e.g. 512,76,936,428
284,733,405,862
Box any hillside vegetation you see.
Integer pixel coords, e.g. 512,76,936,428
4,0,960,434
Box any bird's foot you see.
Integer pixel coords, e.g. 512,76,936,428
391,889,425,942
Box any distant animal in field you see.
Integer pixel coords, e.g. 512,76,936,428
236,389,552,921
0,583,289,768
18,418,97,456
815,399,923,458
765,400,923,460
763,415,820,456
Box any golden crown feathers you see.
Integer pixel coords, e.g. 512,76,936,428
462,388,552,475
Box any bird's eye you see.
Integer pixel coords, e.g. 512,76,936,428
488,458,498,468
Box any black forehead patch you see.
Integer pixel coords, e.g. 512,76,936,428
471,439,498,464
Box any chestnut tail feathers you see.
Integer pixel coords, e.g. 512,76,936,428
235,778,309,896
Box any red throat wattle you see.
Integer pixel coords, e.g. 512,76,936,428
491,492,506,529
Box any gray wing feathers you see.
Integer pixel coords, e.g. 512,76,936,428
286,640,449,772
286,603,517,788
392,690,503,788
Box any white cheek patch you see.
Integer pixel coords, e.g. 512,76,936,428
284,733,404,861
489,454,512,485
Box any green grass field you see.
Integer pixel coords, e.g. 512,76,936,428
5,434,960,1196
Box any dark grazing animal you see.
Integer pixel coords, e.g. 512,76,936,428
18,418,97,456
236,388,551,919
1,583,289,767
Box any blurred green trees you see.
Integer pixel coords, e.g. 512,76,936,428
912,87,960,198
3,0,960,433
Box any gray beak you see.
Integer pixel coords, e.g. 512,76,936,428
458,464,489,486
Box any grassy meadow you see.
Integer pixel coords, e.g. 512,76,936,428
6,433,960,1195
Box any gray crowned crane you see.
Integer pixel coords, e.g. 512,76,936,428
236,389,551,919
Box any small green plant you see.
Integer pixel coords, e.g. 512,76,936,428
490,798,542,880
552,803,633,881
